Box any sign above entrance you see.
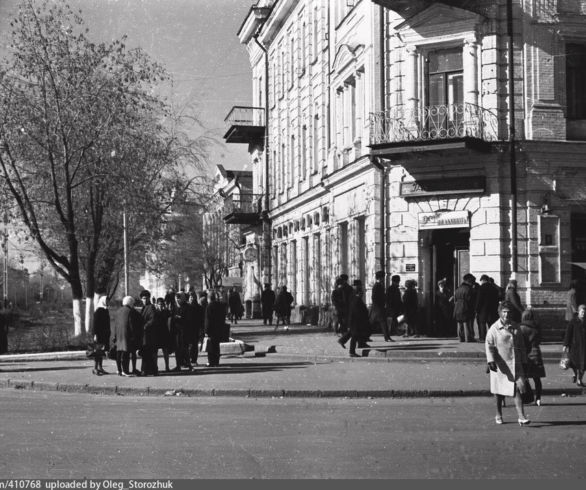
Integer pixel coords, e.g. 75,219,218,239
401,177,485,198
419,210,470,230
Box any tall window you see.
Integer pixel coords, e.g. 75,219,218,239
301,125,308,180
281,142,285,192
313,114,320,172
289,33,295,89
289,134,295,187
339,222,348,275
567,44,586,120
539,215,560,283
312,6,319,61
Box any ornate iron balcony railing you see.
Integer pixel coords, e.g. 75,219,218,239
223,193,264,225
224,106,265,127
370,103,499,145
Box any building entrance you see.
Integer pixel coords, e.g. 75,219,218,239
430,228,470,293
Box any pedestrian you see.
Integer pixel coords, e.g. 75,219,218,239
505,280,524,323
331,277,344,334
154,297,173,372
261,283,276,326
475,274,500,341
338,280,370,357
112,296,142,377
274,285,294,331
228,287,243,325
369,271,393,342
563,303,586,386
434,278,453,337
385,275,403,337
188,292,204,365
519,309,546,405
565,280,579,326
128,298,144,376
453,273,476,342
198,291,208,313
485,301,530,426
91,295,110,376
164,287,176,310
204,291,227,367
139,290,158,376
402,279,419,337
169,292,193,372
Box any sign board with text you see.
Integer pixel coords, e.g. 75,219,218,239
418,210,470,230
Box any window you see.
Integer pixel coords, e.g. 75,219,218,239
289,134,295,187
301,124,307,180
312,6,319,61
289,33,295,89
339,222,348,275
567,44,586,120
313,114,320,172
539,215,560,283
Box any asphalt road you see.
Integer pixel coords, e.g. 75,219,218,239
1,390,585,479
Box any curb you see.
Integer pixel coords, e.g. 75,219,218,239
0,378,583,399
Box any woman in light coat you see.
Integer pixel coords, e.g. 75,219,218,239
486,301,530,426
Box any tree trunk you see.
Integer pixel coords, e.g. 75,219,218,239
84,296,94,334
72,298,83,337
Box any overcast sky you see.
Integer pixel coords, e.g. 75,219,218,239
0,0,254,172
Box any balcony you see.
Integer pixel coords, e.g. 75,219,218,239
369,103,499,155
223,106,265,144
223,193,263,225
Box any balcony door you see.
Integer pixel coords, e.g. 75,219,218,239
426,48,463,139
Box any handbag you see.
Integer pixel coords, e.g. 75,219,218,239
107,345,117,360
560,353,570,370
519,379,534,405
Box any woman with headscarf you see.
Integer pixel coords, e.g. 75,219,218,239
112,296,141,376
92,295,110,375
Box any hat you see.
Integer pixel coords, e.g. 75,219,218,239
479,274,490,282
139,290,151,299
375,271,384,279
391,275,400,283
340,274,349,281
463,273,475,282
437,278,447,287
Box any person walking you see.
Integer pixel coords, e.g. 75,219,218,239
112,296,141,377
370,271,393,342
139,290,158,376
504,280,524,323
402,280,419,337
485,301,531,426
434,278,453,337
261,283,276,326
338,280,370,357
331,277,344,334
274,285,294,331
519,309,546,405
204,292,227,367
563,303,586,386
154,298,173,372
385,275,403,337
476,274,500,342
453,273,476,342
92,295,110,375
228,288,243,325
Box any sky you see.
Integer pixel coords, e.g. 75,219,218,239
0,0,254,172
0,0,255,271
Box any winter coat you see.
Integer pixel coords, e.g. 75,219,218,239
228,291,243,316
402,288,418,325
189,302,204,343
505,289,524,323
475,282,500,324
347,294,370,338
519,320,546,378
385,284,403,317
112,305,142,352
565,288,578,322
205,301,227,339
154,308,172,350
369,281,386,322
141,303,157,347
564,318,586,371
453,282,474,322
485,319,527,396
274,290,294,317
261,289,276,316
92,307,111,347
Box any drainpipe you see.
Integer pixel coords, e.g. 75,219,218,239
507,0,518,276
253,30,272,285
379,5,387,282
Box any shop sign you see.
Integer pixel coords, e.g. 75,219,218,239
419,210,470,230
405,264,416,272
401,177,485,197
243,246,258,262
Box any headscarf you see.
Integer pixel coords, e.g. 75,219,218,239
122,296,135,307
96,295,108,310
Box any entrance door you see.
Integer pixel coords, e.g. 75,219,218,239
430,228,470,296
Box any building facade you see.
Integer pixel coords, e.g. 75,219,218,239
225,0,586,334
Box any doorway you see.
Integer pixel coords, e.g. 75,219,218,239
430,227,470,297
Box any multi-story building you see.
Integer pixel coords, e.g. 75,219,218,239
226,0,586,334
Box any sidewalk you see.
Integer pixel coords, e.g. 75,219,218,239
0,320,582,399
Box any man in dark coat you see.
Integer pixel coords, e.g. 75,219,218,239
188,292,204,365
204,291,227,367
370,271,393,342
228,288,243,324
386,275,403,336
333,274,353,334
453,273,476,342
169,292,193,372
261,283,276,326
338,280,370,357
331,277,344,334
112,296,142,376
274,285,294,331
139,290,158,376
475,275,500,341
564,304,586,386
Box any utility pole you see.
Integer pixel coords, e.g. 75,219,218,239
2,212,7,307
123,207,129,296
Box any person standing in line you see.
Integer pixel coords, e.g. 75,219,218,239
486,301,530,426
476,274,500,342
434,278,453,337
204,292,227,367
139,290,158,376
274,285,294,331
112,296,141,377
188,292,204,365
504,280,524,323
370,271,393,342
92,295,110,375
261,283,276,326
154,298,173,372
402,279,419,337
228,287,243,325
565,280,580,328
198,291,208,313
169,292,193,372
128,298,144,376
453,273,476,342
164,287,176,310
519,309,546,405
563,304,586,386
385,275,403,338
338,280,370,357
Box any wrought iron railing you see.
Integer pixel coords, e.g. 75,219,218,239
370,103,500,145
224,106,265,127
224,193,264,216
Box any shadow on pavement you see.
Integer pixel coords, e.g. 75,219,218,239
0,365,88,373
361,343,448,354
151,361,313,377
532,420,586,426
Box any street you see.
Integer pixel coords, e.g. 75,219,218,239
1,390,585,479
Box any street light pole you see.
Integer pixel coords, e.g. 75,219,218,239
2,212,7,307
123,206,129,296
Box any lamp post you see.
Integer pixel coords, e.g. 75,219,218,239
2,212,7,308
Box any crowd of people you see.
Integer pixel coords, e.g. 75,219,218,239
90,288,229,377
